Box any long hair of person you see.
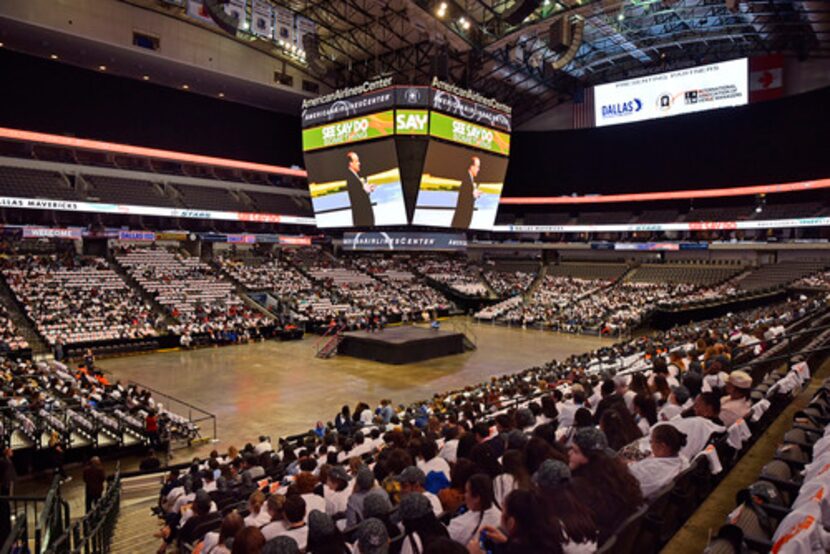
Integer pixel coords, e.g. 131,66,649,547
523,437,566,475
501,450,532,492
306,528,350,554
633,393,658,426
577,449,644,511
468,443,502,479
628,372,650,397
540,482,598,546
504,489,564,553
600,408,642,451
402,512,450,546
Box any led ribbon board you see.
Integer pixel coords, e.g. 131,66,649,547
301,110,395,151
428,112,510,156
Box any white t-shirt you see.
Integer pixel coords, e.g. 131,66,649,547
492,474,516,510
275,524,308,551
439,439,459,464
302,493,327,521
244,508,271,528
325,487,350,516
628,456,689,500
261,521,287,541
446,506,502,545
418,457,451,481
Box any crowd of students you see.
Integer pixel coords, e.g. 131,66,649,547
1,253,160,346
0,351,196,462
148,291,827,553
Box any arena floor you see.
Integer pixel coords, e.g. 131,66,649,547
101,319,611,456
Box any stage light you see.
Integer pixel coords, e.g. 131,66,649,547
50,54,59,60
755,205,763,213
181,84,189,90
142,75,150,80
436,2,448,17
218,92,225,98
458,16,471,30
98,65,107,71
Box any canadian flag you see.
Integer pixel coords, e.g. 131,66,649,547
749,55,784,103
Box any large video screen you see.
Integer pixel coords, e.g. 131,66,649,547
303,111,406,228
305,138,407,228
412,140,508,230
594,58,748,127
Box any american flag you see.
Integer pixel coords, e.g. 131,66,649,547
572,86,595,129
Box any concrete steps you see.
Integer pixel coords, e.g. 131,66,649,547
110,474,165,554
0,275,50,354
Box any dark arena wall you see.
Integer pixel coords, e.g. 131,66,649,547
506,85,830,197
0,48,304,168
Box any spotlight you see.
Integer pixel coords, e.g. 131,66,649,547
142,75,150,80
755,205,763,213
218,92,225,98
618,12,625,20
181,84,189,90
436,2,448,17
458,16,470,30
98,65,107,71
50,54,59,60
0,42,4,47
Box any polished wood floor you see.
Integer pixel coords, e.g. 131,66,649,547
101,320,610,455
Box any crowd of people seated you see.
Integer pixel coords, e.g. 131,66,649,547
420,256,489,298
497,276,608,327
1,254,160,346
0,351,197,455
278,251,452,328
483,271,535,297
147,291,827,553
0,304,28,353
115,247,270,344
795,270,830,290
218,254,313,297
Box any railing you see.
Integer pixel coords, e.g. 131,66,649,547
0,475,69,554
1,511,28,554
314,324,345,357
45,467,121,554
126,381,217,448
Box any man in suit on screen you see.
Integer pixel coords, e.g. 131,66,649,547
345,151,375,227
451,156,481,229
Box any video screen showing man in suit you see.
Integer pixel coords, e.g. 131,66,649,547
412,142,508,230
451,156,481,229
346,151,376,226
306,139,407,228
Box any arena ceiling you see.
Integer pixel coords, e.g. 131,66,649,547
285,0,830,122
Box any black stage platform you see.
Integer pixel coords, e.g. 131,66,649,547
338,326,465,364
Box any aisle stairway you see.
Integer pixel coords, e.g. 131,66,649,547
0,275,49,355
110,473,164,554
109,257,178,328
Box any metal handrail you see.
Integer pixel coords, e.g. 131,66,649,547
0,511,27,554
126,380,217,444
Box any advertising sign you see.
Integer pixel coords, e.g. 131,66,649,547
118,230,157,241
21,227,82,240
429,113,510,156
430,89,511,131
395,110,429,135
594,58,748,127
301,89,395,128
302,111,395,151
343,232,467,251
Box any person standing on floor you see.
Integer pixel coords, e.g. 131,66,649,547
83,457,106,513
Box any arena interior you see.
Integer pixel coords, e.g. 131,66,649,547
0,1,829,553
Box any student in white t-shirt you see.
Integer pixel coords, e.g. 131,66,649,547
446,473,502,545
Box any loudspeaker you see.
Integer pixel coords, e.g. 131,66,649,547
203,0,240,36
502,0,542,26
548,17,572,53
